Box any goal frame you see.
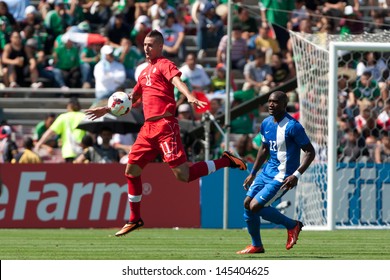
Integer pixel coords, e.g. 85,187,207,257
321,42,390,231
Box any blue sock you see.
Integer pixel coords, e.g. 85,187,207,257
258,207,296,229
244,208,263,247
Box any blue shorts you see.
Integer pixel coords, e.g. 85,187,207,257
246,172,288,207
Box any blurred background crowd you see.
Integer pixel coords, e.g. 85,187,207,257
0,0,389,165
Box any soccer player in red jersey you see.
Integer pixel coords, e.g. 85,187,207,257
85,30,247,237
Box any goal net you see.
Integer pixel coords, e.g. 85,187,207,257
290,31,390,229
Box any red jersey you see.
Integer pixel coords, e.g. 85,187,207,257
132,57,181,121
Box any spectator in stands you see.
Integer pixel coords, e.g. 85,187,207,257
93,44,126,101
148,0,175,30
66,0,86,25
232,6,258,40
75,127,119,163
355,106,376,134
179,52,210,92
230,98,255,135
209,63,237,94
157,11,185,63
286,17,312,63
35,97,86,163
196,1,224,59
115,37,143,81
316,13,337,35
209,97,223,117
350,71,381,108
44,0,71,44
217,24,248,71
375,132,390,163
51,37,81,89
340,128,369,163
73,134,94,163
270,52,293,86
259,0,295,51
322,0,359,18
130,14,151,53
112,132,136,154
82,0,112,27
25,37,54,87
356,52,386,81
33,112,58,149
242,50,273,94
12,136,42,164
337,71,356,122
288,0,309,31
339,5,364,35
2,0,28,22
80,43,101,88
369,11,388,33
20,5,41,30
134,0,152,19
248,23,280,64
236,134,257,164
177,103,194,121
1,31,42,88
377,99,390,131
361,114,381,141
104,12,131,48
0,1,17,50
21,24,46,56
0,124,17,163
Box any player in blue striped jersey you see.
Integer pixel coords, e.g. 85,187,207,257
237,91,315,254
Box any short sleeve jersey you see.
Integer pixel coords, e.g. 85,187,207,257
132,57,181,120
260,113,310,182
50,111,86,159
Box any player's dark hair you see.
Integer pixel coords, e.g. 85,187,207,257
272,91,289,107
146,30,164,45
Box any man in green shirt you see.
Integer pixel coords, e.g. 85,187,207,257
33,113,58,149
51,39,81,89
114,37,144,85
35,98,86,162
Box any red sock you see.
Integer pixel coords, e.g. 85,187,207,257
187,157,230,182
188,162,208,182
213,157,230,169
126,175,142,222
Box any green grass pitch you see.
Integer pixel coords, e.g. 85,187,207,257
1,228,389,260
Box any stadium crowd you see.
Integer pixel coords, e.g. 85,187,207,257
0,0,390,164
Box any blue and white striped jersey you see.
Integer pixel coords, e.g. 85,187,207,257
260,113,310,182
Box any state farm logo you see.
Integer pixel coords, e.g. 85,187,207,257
0,171,153,222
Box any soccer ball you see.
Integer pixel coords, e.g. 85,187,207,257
107,91,132,116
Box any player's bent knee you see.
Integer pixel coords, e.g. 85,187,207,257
125,163,142,177
249,200,263,213
243,196,252,210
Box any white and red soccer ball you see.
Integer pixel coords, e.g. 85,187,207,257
107,91,132,116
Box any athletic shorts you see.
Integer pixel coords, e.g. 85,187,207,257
246,172,288,207
128,116,187,169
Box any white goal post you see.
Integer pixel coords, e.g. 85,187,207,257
290,31,390,230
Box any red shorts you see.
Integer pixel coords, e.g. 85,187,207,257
128,116,187,168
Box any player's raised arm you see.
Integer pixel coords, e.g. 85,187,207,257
85,106,110,120
171,76,207,108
